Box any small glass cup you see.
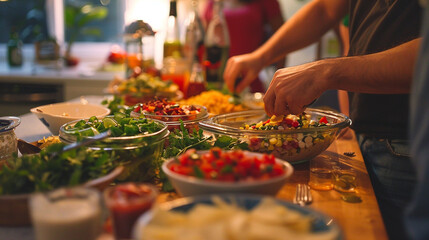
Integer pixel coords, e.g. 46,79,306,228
333,166,357,193
29,187,102,240
161,57,189,94
103,182,158,240
308,155,334,190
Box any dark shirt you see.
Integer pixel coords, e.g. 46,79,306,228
406,4,429,239
348,0,422,138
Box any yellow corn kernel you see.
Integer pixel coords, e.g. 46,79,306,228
269,138,277,145
268,145,275,151
275,140,283,147
270,115,284,122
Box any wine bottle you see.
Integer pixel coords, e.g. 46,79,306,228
164,0,182,58
183,0,205,69
7,29,23,67
203,0,230,89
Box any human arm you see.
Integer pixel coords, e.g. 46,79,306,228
263,38,421,116
223,0,348,93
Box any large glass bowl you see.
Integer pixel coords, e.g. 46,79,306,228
199,109,352,164
59,117,169,182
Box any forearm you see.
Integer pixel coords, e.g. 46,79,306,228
326,38,421,94
255,0,348,66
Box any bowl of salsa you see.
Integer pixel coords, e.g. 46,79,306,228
162,148,294,197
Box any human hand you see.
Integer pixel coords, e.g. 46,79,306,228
263,61,330,116
223,53,264,93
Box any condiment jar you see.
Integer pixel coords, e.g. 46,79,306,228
0,116,20,161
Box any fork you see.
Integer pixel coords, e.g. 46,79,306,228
294,183,313,206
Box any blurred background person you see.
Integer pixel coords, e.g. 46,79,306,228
202,0,286,93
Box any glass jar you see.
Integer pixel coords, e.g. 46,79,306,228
0,117,21,162
161,56,189,95
124,20,156,78
59,117,169,183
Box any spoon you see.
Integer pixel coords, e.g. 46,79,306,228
50,130,112,158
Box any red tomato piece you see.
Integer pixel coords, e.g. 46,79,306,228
319,116,328,124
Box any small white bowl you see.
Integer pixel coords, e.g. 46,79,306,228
31,102,110,135
162,151,294,197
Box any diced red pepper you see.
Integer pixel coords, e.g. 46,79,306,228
319,116,328,124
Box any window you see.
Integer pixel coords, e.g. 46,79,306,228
64,0,124,43
0,0,49,44
0,0,198,66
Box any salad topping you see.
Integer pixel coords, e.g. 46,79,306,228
132,98,200,117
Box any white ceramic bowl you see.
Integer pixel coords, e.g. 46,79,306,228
133,195,342,240
162,151,294,197
31,102,110,135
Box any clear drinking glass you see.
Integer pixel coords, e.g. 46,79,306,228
29,187,102,240
103,183,158,240
333,165,357,193
308,155,335,191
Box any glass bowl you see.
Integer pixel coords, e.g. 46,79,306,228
131,105,209,133
199,109,352,164
59,117,169,182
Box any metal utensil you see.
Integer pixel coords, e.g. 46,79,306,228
294,183,313,206
50,130,112,158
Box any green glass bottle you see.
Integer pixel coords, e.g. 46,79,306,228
7,30,23,67
164,0,182,58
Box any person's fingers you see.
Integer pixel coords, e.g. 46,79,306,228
287,101,304,115
223,58,240,92
273,95,289,116
235,74,254,93
263,86,276,116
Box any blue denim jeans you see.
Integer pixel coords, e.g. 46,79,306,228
358,135,416,240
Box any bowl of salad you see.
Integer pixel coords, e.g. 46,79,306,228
131,98,209,132
199,109,352,164
162,148,293,197
108,73,183,106
59,113,169,183
0,143,124,226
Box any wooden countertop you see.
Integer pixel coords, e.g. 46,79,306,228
158,131,388,240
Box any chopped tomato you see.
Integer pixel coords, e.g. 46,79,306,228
319,116,328,124
169,148,287,182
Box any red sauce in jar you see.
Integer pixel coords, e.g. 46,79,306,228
104,183,158,240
